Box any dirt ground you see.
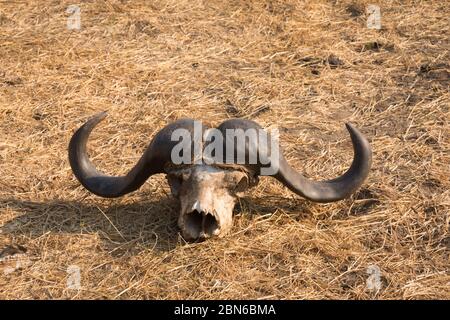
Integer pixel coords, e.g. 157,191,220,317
0,0,448,299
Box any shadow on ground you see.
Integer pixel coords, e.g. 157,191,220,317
0,185,379,258
0,197,183,254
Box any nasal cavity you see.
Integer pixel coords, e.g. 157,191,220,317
203,213,219,237
184,210,219,239
185,210,203,238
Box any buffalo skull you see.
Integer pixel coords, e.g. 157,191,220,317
69,112,372,240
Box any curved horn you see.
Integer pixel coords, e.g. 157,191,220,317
68,112,198,198
216,119,372,202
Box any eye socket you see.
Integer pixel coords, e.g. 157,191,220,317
167,172,188,197
167,173,182,186
234,176,249,193
168,171,190,183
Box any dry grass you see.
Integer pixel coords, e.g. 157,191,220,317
0,0,448,299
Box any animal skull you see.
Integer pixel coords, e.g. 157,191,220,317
68,112,372,240
166,165,257,240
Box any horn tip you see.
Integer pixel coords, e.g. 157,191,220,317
344,122,372,160
344,122,355,131
344,122,368,140
86,111,108,126
97,110,108,119
344,122,364,140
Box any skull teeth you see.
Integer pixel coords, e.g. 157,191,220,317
182,202,221,240
190,202,217,219
191,200,202,213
